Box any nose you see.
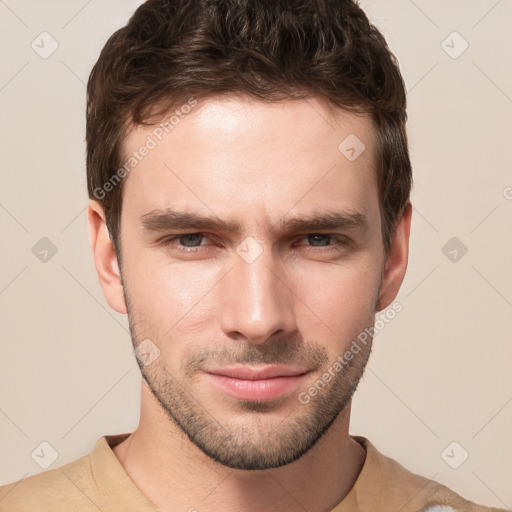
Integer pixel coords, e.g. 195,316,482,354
219,244,297,345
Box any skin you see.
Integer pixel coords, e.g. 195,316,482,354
87,94,412,512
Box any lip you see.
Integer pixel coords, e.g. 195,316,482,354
204,365,310,402
204,364,309,380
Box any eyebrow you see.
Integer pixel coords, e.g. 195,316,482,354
140,208,370,236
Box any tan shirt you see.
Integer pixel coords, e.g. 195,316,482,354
0,433,506,512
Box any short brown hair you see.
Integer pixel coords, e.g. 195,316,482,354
86,0,412,261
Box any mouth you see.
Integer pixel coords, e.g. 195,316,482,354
203,365,310,402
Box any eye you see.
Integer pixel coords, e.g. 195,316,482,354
160,233,211,252
296,234,349,249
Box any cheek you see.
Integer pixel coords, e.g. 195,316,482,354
126,257,222,331
292,257,380,339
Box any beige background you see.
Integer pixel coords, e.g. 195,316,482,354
0,0,511,507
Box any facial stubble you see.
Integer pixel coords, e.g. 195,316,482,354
122,277,378,471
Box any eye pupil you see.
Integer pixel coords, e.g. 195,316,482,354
179,234,202,247
308,234,330,246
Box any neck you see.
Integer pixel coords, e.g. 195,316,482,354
113,381,366,512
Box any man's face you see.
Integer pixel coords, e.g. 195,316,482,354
117,95,385,470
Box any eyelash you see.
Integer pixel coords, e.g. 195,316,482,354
159,233,349,253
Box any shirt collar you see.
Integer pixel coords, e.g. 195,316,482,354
94,433,382,512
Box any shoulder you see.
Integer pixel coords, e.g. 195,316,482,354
355,436,507,512
0,452,95,511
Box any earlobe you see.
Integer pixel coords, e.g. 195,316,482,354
87,199,127,314
376,200,412,312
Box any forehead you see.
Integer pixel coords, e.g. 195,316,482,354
120,95,379,233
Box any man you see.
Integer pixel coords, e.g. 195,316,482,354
0,1,506,511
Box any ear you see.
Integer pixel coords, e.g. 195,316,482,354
87,199,127,314
376,200,412,312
